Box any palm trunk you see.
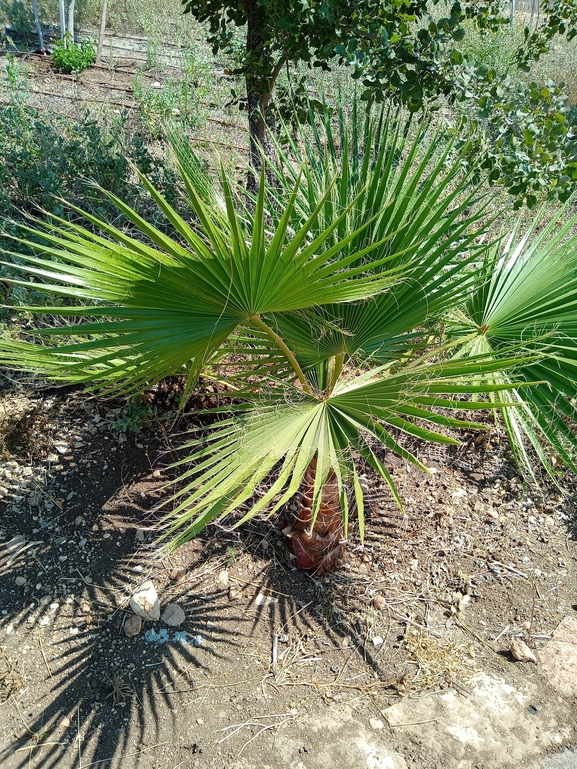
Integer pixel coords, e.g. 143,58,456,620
284,460,345,572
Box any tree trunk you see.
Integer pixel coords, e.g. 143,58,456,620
245,0,272,187
30,0,45,51
284,460,345,573
67,0,76,42
59,0,66,42
96,0,108,64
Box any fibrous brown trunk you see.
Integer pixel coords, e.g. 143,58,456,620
284,460,345,573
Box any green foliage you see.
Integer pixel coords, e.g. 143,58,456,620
457,76,577,207
109,403,156,433
448,208,577,481
51,35,96,74
132,52,209,138
0,77,181,313
0,0,34,40
183,0,577,204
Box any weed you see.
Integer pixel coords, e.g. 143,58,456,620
132,49,209,138
108,403,156,434
104,672,133,705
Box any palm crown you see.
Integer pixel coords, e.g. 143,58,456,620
2,106,576,567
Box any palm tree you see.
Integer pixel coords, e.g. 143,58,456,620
1,107,573,569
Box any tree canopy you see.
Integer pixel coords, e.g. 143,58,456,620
182,0,577,203
183,0,576,109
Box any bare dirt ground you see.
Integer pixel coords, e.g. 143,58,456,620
1,380,577,769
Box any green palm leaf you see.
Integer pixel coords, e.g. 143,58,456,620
0,162,405,395
449,207,577,478
159,352,534,546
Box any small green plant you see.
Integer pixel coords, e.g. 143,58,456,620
51,35,96,74
3,53,28,103
109,403,156,433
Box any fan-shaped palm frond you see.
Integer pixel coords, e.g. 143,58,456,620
448,207,577,479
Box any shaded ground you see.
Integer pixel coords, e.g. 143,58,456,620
1,383,577,769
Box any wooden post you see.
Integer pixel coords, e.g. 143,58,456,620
30,0,45,51
96,0,108,64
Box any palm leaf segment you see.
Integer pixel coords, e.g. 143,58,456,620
449,208,577,478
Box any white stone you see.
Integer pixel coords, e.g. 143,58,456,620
129,580,160,621
510,638,537,664
161,603,185,627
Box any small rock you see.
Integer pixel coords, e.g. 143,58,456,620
369,718,384,730
510,638,537,663
372,636,384,646
58,716,71,728
372,594,387,610
135,529,145,542
168,567,186,581
74,516,84,526
84,576,92,584
78,538,87,547
15,576,26,587
151,80,161,88
458,595,472,612
102,532,111,539
39,616,50,626
538,616,577,695
59,555,68,562
124,614,142,637
6,624,15,635
228,586,243,602
217,570,229,588
129,580,160,621
152,470,162,479
196,717,204,725
161,603,185,627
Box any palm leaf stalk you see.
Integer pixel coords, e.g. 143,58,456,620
0,106,550,571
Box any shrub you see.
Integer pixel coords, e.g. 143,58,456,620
51,35,96,74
